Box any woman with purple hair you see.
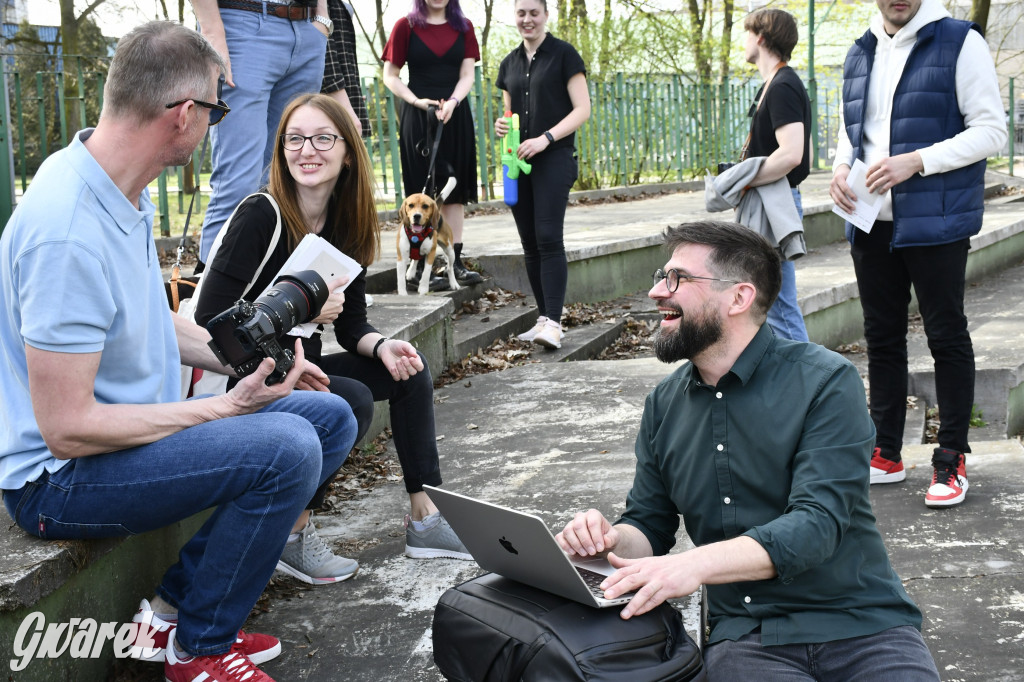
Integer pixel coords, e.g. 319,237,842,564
383,0,483,287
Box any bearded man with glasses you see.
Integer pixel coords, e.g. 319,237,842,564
0,22,358,682
557,221,939,681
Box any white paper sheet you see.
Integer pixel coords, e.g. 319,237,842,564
261,234,363,338
831,158,883,233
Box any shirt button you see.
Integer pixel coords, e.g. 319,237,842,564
744,596,751,604
724,497,731,505
716,392,723,399
717,444,724,451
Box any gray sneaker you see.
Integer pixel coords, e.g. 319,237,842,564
404,513,473,560
276,517,359,584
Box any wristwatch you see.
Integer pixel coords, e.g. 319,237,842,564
312,14,334,35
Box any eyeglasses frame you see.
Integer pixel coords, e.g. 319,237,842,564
279,133,343,152
652,268,740,294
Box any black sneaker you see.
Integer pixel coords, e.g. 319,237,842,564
429,275,452,291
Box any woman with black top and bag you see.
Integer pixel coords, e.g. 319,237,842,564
195,94,470,587
382,0,482,286
494,0,590,350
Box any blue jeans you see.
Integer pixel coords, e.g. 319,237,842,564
766,189,809,342
704,626,939,681
199,9,327,263
3,391,356,657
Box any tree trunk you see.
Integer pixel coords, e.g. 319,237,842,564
970,0,990,36
59,0,82,139
686,0,711,82
718,0,734,84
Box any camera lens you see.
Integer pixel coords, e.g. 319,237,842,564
252,269,330,334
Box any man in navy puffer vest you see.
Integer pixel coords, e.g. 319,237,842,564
830,0,1005,509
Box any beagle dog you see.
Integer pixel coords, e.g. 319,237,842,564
396,180,461,295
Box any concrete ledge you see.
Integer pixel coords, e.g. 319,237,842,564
0,513,208,681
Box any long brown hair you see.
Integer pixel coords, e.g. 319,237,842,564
268,94,380,267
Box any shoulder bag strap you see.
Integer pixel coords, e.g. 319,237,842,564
740,61,787,161
183,192,284,319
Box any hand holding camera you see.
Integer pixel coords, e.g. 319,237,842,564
206,270,329,385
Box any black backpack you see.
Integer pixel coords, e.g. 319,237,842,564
433,573,706,681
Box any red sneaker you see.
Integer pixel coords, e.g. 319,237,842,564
131,599,281,664
164,632,275,682
869,447,906,484
925,448,968,508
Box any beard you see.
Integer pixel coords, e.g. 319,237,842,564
653,303,723,363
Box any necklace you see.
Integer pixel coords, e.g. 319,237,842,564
304,206,328,235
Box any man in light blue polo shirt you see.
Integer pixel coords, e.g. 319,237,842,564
0,21,356,682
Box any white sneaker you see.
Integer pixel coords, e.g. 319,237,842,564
533,320,563,349
517,316,549,342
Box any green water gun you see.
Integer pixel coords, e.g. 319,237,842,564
500,111,532,206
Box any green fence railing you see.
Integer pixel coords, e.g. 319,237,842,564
2,54,1019,234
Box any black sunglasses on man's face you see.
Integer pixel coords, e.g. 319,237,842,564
164,98,231,126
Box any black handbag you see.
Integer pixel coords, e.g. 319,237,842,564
433,573,706,682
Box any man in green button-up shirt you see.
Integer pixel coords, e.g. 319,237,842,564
557,221,938,680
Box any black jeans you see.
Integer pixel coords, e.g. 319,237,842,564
850,221,974,456
318,350,442,494
510,146,578,323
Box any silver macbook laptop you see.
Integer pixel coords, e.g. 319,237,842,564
423,486,634,608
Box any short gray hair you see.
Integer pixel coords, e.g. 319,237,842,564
104,21,224,123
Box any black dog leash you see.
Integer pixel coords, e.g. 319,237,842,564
422,104,443,196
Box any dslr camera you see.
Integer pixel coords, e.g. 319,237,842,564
717,162,737,174
206,270,329,385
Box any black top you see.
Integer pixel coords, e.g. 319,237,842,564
747,66,810,188
496,34,586,152
193,194,375,362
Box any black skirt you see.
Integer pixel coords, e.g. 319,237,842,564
398,101,478,205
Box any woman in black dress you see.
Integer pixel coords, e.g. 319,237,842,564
382,0,482,285
494,0,590,349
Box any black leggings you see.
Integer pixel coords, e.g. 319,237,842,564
509,146,578,323
318,350,442,496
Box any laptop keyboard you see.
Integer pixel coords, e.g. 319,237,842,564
575,566,610,597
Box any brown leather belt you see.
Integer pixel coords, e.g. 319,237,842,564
217,0,311,21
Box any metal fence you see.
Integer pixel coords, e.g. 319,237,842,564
1,56,1019,234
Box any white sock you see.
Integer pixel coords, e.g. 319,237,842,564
411,512,441,531
286,532,300,544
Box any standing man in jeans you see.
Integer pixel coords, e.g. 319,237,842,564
190,0,332,265
0,22,356,682
830,0,1006,507
741,7,811,342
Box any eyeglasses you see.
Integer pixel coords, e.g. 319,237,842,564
652,268,739,293
164,98,231,126
280,133,342,151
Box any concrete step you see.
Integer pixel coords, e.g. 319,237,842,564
31,171,1024,680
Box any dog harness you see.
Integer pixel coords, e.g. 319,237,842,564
404,222,435,261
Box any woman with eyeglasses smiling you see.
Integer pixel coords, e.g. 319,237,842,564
194,93,471,586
